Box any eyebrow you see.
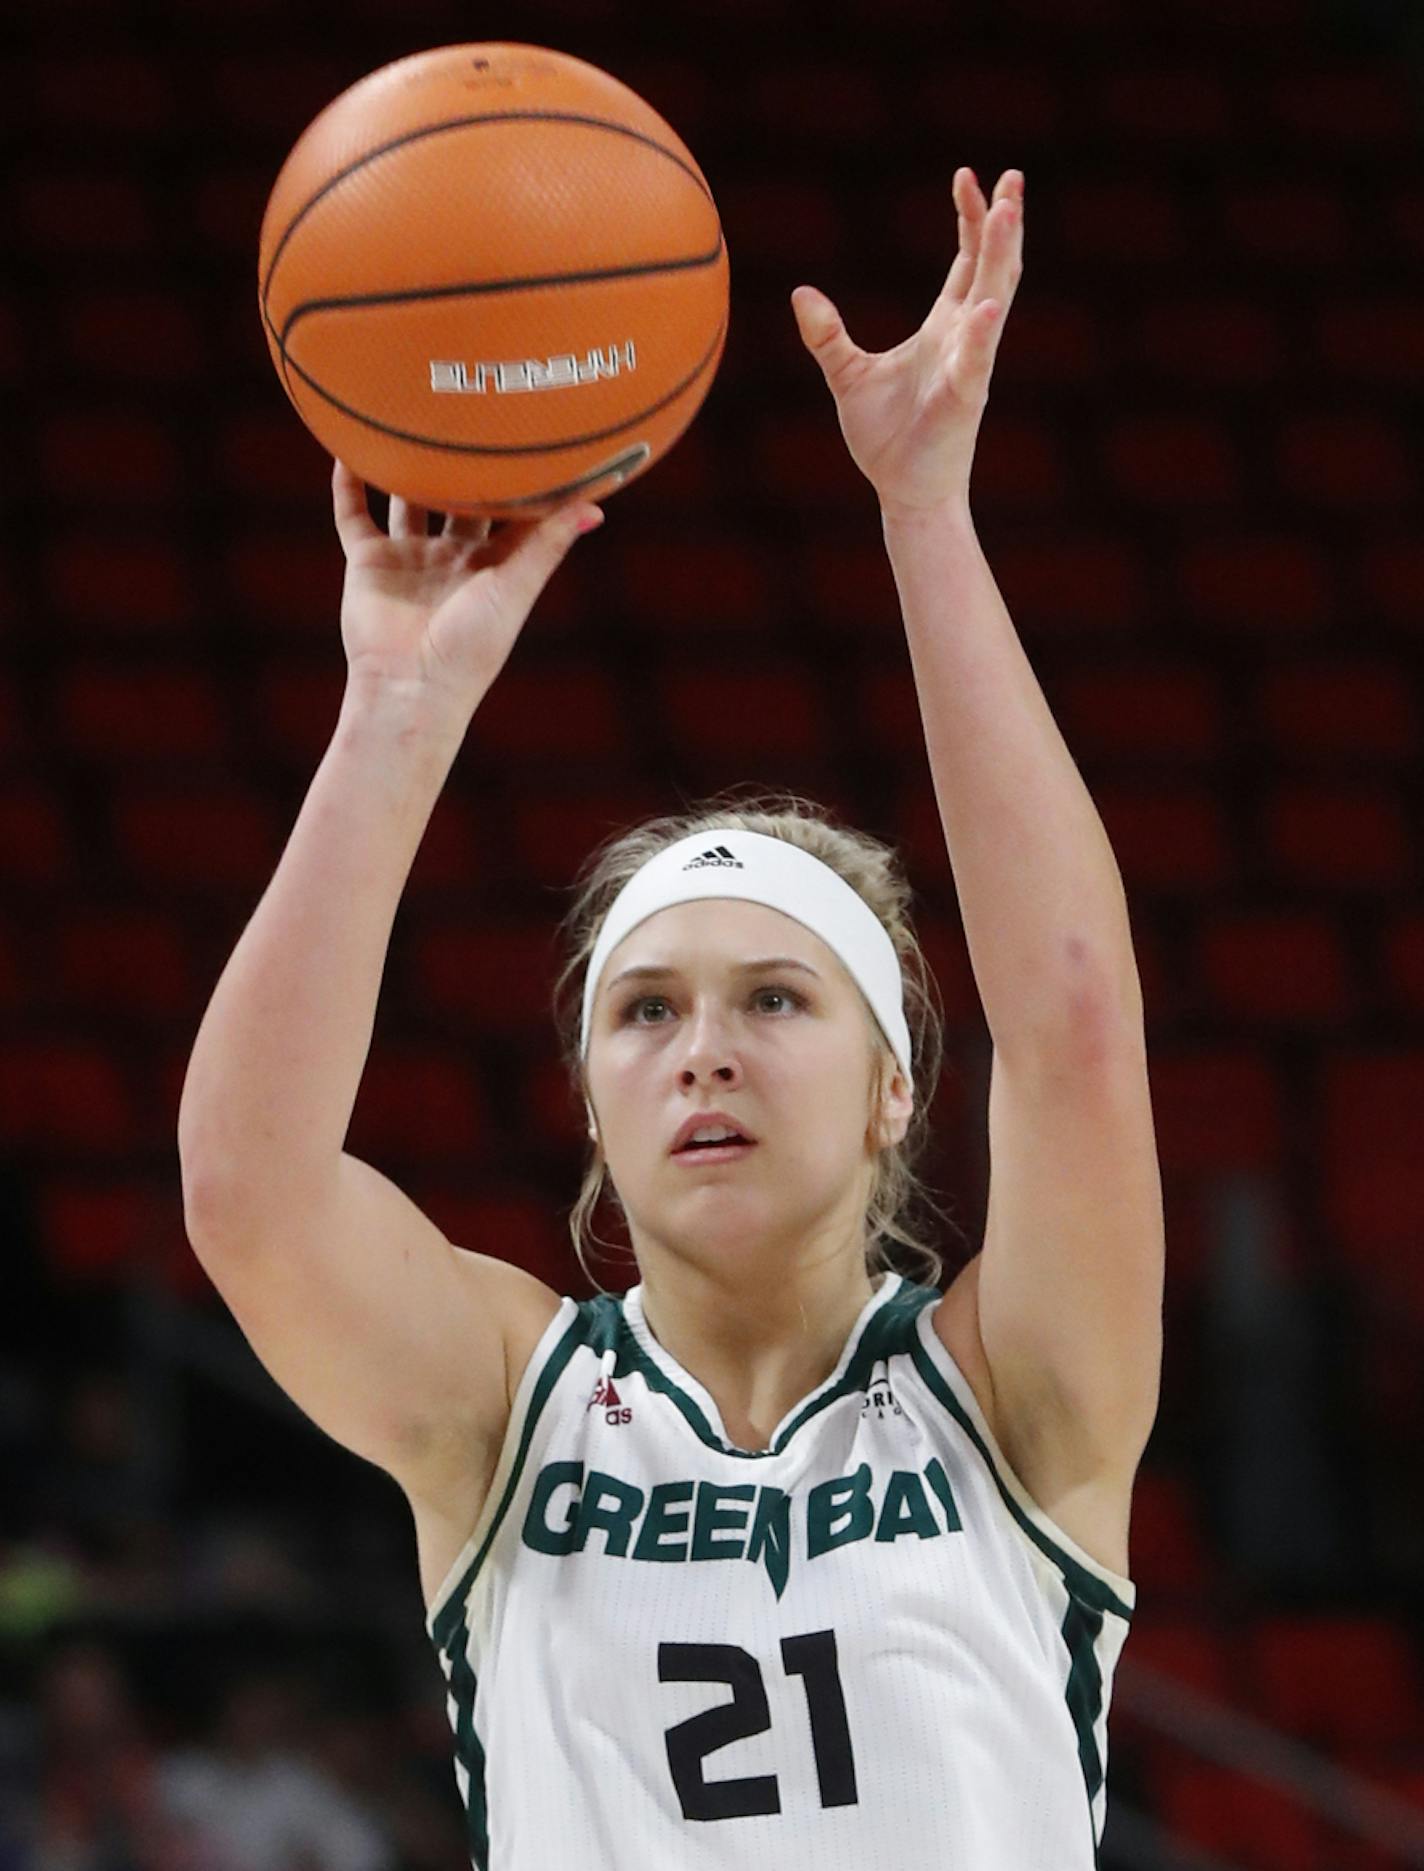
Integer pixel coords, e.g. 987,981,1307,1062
604,956,823,995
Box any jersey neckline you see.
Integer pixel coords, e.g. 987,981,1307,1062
620,1270,904,1456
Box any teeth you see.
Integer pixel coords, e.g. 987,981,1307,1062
687,1126,740,1145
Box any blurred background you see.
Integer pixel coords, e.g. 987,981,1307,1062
3,0,1423,1865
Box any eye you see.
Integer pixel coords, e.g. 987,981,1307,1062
617,980,804,1025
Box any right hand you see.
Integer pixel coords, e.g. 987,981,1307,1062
331,459,604,718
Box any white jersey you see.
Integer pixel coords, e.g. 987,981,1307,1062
426,1270,1136,1871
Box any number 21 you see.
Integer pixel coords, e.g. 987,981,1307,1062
659,1629,859,1821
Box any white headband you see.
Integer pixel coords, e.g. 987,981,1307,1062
579,829,912,1079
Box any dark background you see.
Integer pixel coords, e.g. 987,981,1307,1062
2,0,1423,1866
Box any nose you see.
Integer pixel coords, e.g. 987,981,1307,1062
677,999,743,1088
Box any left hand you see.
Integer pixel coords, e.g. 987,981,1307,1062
792,167,1024,520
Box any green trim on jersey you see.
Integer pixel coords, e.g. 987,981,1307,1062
905,1325,1130,1863
431,1302,594,1650
1062,1593,1108,1861
904,1329,1134,1623
430,1301,601,1868
594,1278,941,1461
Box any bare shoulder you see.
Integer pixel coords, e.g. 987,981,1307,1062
457,1249,567,1407
407,1254,564,1616
931,1257,1136,1584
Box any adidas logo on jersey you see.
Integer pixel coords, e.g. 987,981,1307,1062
682,845,743,869
588,1374,632,1427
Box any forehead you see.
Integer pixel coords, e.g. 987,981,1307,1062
601,898,844,986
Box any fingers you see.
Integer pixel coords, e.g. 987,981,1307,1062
331,458,380,550
949,168,1023,307
388,491,431,539
442,507,493,549
482,502,601,614
330,460,441,547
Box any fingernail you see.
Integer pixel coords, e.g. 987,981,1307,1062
577,508,605,535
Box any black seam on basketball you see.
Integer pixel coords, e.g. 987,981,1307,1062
280,316,726,458
275,232,726,351
453,444,651,510
260,111,715,319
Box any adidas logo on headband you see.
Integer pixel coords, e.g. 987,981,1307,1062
683,845,743,870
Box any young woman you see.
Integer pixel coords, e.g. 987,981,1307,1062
179,166,1163,1870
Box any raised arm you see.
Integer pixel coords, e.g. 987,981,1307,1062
794,169,1162,1504
177,468,604,1498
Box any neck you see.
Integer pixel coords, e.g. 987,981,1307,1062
635,1242,884,1449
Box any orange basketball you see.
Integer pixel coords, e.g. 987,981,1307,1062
257,43,729,519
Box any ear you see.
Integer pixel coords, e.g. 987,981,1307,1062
585,1097,600,1145
874,1062,914,1149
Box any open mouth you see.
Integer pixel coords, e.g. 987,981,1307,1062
673,1139,757,1163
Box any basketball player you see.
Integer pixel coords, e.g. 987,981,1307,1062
179,166,1163,1868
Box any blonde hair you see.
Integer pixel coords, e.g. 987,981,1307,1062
551,785,968,1294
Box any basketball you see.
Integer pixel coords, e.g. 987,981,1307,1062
257,42,730,519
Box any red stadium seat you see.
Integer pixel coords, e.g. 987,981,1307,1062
0,914,22,1013
215,411,332,503
1314,300,1424,389
1055,665,1223,763
1101,413,1243,508
0,786,74,887
522,1048,585,1152
1247,1616,1423,1751
43,537,197,637
1380,910,1424,1020
1055,178,1190,266
1147,1757,1328,1869
1261,782,1413,889
658,666,828,760
509,784,666,890
250,661,346,765
474,661,626,764
1120,1470,1213,1598
1197,911,1355,1025
0,1040,139,1155
39,410,182,505
34,1177,167,1280
967,415,1069,509
1091,66,1235,148
111,786,283,893
1221,180,1351,270
1137,298,1286,388
29,52,176,138
226,541,343,640
1086,782,1234,893
346,1048,490,1165
1275,413,1417,510
420,1186,576,1294
1175,533,1335,637
46,907,196,1021
1120,1618,1232,1699
405,794,494,898
53,664,229,762
615,537,777,634
713,178,841,269
987,534,1148,636
1257,660,1416,762
1321,1051,1424,1311
1266,69,1417,148
1140,1047,1286,1174
61,290,203,384
1358,533,1424,636
748,64,890,142
914,60,1060,148
408,921,560,1036
15,170,156,257
187,165,272,265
